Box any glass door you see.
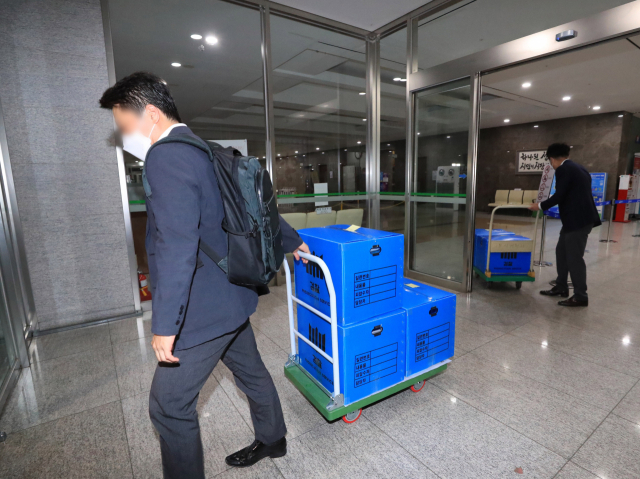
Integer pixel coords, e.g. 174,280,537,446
407,78,472,290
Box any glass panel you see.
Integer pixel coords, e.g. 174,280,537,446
417,0,633,71
0,268,17,391
109,0,265,279
380,27,407,233
409,79,470,282
269,14,367,218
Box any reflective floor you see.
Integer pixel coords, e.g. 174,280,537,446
1,219,640,478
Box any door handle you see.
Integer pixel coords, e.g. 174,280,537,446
372,325,383,336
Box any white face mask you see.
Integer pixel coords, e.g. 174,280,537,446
122,117,156,160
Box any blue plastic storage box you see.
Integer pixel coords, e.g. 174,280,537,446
473,228,514,253
401,282,456,377
473,234,532,274
295,225,404,325
297,306,406,406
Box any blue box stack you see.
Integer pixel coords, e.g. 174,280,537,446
473,228,532,275
295,225,455,406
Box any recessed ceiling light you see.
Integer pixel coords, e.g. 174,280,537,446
357,141,362,144
262,156,266,159
171,62,182,67
393,77,402,81
623,336,631,345
316,147,320,150
446,136,451,139
417,132,421,135
344,149,347,151
362,118,367,121
534,125,539,128
295,151,298,153
205,35,218,45
504,119,510,123
522,82,531,88
562,96,571,101
359,92,366,95
400,78,407,82
619,114,624,117
593,105,601,110
387,143,390,146
191,34,202,40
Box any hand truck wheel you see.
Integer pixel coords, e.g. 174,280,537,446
342,409,362,424
410,380,425,392
516,281,522,290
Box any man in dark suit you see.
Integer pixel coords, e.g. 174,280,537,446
529,143,601,307
100,72,309,478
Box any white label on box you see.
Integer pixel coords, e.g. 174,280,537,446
345,225,360,232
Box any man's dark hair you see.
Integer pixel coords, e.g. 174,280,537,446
546,143,571,159
99,71,181,122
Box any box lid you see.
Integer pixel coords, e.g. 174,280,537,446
403,282,456,302
475,228,514,237
490,234,531,242
299,225,401,244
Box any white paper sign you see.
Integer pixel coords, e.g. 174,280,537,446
517,150,549,175
314,183,328,207
537,163,555,203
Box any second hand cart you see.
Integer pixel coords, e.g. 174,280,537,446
282,251,449,423
473,204,541,289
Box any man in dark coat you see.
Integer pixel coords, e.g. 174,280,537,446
100,72,309,478
529,143,602,307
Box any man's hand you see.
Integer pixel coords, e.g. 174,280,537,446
293,242,310,264
151,334,179,363
528,202,541,212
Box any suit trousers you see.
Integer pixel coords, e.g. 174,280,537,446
555,224,592,301
149,319,287,479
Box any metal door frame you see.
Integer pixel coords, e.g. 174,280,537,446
402,1,640,292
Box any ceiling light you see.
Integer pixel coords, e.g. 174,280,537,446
362,118,367,121
344,149,347,151
417,132,421,135
316,147,320,150
295,151,298,153
262,156,266,159
541,340,548,348
277,153,281,156
387,143,391,146
504,119,510,123
357,141,362,144
400,78,407,82
447,136,451,139
593,105,601,110
205,35,218,45
619,114,624,117
171,62,182,67
623,336,631,345
450,397,457,403
359,92,366,95
534,125,539,128
191,34,202,40
562,96,571,101
522,82,531,88
393,77,402,81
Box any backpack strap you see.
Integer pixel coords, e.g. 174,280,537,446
144,134,229,274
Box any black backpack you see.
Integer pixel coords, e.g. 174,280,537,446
145,134,284,287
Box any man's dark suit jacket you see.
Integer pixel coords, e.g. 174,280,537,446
144,126,302,350
540,159,602,232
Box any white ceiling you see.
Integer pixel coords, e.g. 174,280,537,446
270,0,433,31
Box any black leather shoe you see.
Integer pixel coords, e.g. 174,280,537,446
558,296,588,307
540,286,569,298
225,437,287,468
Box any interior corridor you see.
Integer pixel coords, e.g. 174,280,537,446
0,220,639,478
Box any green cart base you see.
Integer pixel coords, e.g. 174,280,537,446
473,266,535,289
284,362,448,423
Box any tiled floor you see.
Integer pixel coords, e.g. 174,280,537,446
2,218,640,478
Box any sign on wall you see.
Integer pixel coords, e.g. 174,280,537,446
516,150,549,175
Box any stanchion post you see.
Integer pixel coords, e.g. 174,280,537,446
534,212,553,267
600,201,617,243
